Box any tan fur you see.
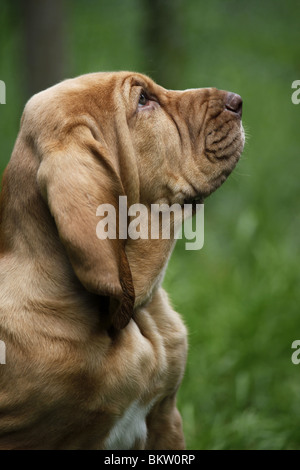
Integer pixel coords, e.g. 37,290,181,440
0,72,244,449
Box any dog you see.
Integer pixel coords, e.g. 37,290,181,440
0,72,244,449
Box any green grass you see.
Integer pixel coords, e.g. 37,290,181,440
1,0,300,450
162,0,300,449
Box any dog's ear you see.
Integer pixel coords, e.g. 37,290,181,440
37,125,134,330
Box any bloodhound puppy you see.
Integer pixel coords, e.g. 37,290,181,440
0,72,244,449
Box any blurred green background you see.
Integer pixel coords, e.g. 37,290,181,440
1,0,300,450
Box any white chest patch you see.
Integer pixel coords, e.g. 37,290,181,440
104,400,155,450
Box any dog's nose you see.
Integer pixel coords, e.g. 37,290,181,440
225,92,243,117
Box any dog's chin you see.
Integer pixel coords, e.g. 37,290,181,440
183,133,244,209
202,128,245,199
183,195,204,215
167,126,244,214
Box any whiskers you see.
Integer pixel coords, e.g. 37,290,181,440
241,122,251,144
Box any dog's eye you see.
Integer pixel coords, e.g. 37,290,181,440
138,92,149,107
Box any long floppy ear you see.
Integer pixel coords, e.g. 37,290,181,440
37,125,135,330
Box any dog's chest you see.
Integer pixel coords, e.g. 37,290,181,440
104,399,155,450
0,290,187,449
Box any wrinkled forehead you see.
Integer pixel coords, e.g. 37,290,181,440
79,72,210,105
112,72,167,98
111,73,213,103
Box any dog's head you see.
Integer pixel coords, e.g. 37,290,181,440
115,73,244,208
0,72,244,329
